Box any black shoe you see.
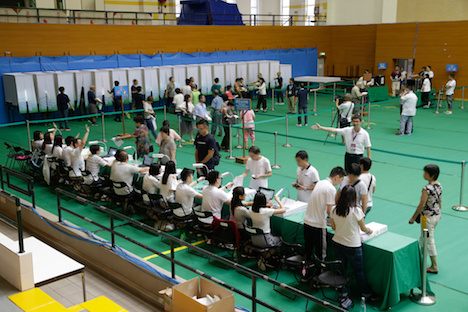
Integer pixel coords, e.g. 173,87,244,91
365,293,380,302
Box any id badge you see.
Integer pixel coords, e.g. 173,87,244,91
350,143,356,152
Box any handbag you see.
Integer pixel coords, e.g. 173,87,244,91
183,112,194,120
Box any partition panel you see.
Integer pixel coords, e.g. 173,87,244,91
143,68,159,100
127,68,144,96
224,63,237,87
247,61,259,84
172,65,187,89
3,73,37,114
279,64,292,87
258,61,270,88
74,70,94,106
54,71,77,104
236,63,248,85
199,64,213,94
269,61,280,88
186,64,200,89
157,66,173,100
90,69,112,106
29,72,57,112
212,64,225,89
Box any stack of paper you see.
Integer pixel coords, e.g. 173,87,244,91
276,197,308,217
360,222,388,242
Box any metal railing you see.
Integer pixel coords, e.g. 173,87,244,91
56,188,346,312
0,6,325,26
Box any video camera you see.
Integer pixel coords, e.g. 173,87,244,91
333,94,345,105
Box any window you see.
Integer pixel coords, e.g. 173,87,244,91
226,0,237,3
251,0,259,15
175,0,181,18
306,0,316,26
281,0,290,25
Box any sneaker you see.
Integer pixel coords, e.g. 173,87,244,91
296,124,302,127
263,109,268,113
257,258,267,271
423,105,431,109
304,123,308,126
92,123,98,126
59,127,65,131
65,128,71,131
254,109,259,112
445,110,453,114
189,138,195,142
395,132,404,136
406,133,412,136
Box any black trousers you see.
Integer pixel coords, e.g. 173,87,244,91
221,123,231,149
344,152,363,173
421,92,430,107
256,95,267,110
304,224,327,261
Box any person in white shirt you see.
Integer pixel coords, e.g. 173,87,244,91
69,124,90,179
293,150,320,203
426,65,434,80
312,115,371,173
330,185,376,299
351,84,366,115
85,144,112,185
142,163,161,204
32,130,44,152
359,157,376,216
159,161,179,201
336,94,354,128
445,74,456,114
172,88,184,111
110,150,149,196
397,84,418,135
303,167,346,261
357,70,373,91
174,168,204,217
61,136,75,167
143,96,157,139
229,187,251,238
42,127,57,156
180,94,195,142
238,146,272,190
336,163,368,214
50,134,63,171
249,193,286,250
254,78,268,113
181,79,192,96
400,66,407,85
155,120,182,146
420,74,431,108
201,171,233,221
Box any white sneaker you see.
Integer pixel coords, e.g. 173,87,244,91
445,111,453,115
296,124,302,127
304,123,308,126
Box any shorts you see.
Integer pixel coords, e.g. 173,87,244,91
244,127,255,142
89,103,98,114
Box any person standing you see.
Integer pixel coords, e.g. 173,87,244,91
143,96,157,139
390,65,401,97
337,94,354,128
182,78,192,96
400,66,407,85
350,84,366,115
165,77,175,108
241,108,256,148
397,85,417,135
296,84,322,127
87,85,102,126
108,81,122,122
420,74,432,108
210,90,223,137
57,86,74,130
426,65,434,82
132,86,145,110
444,74,456,115
211,77,224,95
117,116,150,159
303,167,346,262
409,164,442,274
220,101,236,151
312,115,372,173
158,126,177,165
335,163,368,214
285,78,297,114
191,84,201,106
238,146,272,190
131,79,139,107
293,150,320,203
254,78,267,113
195,94,209,121
194,119,218,177
359,157,376,216
274,72,284,104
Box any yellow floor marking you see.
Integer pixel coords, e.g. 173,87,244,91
8,288,57,312
32,301,69,312
67,304,86,312
385,106,397,109
80,296,127,312
143,239,206,261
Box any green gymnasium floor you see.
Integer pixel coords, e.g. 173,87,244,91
1,92,468,312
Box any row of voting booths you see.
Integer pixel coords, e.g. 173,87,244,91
3,60,292,115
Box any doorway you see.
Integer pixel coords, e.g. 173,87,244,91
317,57,325,76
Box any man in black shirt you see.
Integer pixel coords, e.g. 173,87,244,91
132,86,145,110
108,81,122,122
87,85,102,126
274,72,284,104
57,86,74,130
131,79,138,107
194,119,217,177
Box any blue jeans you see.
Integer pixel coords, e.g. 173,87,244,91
145,118,157,139
58,109,69,129
334,242,372,296
399,115,413,134
298,106,308,124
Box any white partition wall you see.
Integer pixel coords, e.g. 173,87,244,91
172,65,187,89
279,64,292,87
28,72,57,112
212,64,225,89
236,63,247,85
186,65,200,89
127,67,144,95
247,62,259,84
157,66,173,100
258,61,270,88
111,69,130,103
73,71,94,106
269,61,281,88
224,63,237,88
54,71,76,105
3,73,38,114
199,63,213,94
143,68,159,100
90,69,112,106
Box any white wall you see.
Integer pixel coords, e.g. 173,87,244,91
327,0,388,25
236,0,252,15
260,0,281,15
35,0,55,9
381,0,397,23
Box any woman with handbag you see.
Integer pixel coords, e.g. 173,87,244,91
409,164,442,274
221,101,236,151
180,94,195,142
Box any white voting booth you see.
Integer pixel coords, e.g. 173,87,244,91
247,62,259,84
3,73,38,114
199,63,213,94
127,67,144,96
236,63,247,85
212,63,225,89
173,65,187,89
27,72,57,112
143,67,159,100
280,64,292,86
186,64,200,89
269,61,280,88
157,66,173,100
54,71,76,105
225,63,237,87
73,70,94,106
258,61,270,87
87,69,112,106
111,68,130,103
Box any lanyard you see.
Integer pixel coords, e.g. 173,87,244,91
352,128,360,141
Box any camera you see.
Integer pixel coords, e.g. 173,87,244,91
334,94,345,104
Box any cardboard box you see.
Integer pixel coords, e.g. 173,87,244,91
159,288,173,312
173,277,235,312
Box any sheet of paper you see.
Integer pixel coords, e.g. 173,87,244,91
233,176,244,188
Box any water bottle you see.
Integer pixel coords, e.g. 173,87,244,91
360,297,366,312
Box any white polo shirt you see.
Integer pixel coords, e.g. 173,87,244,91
201,185,231,219
142,174,160,195
250,208,275,234
304,178,336,229
85,154,108,183
422,78,431,92
246,156,272,190
359,173,376,207
69,148,84,178
174,183,201,217
339,177,368,208
446,80,456,96
62,146,73,167
338,101,354,122
110,162,140,194
330,206,365,248
336,127,371,155
401,91,418,116
296,165,320,202
159,174,178,201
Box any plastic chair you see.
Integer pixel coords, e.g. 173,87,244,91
244,225,283,271
212,216,241,259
